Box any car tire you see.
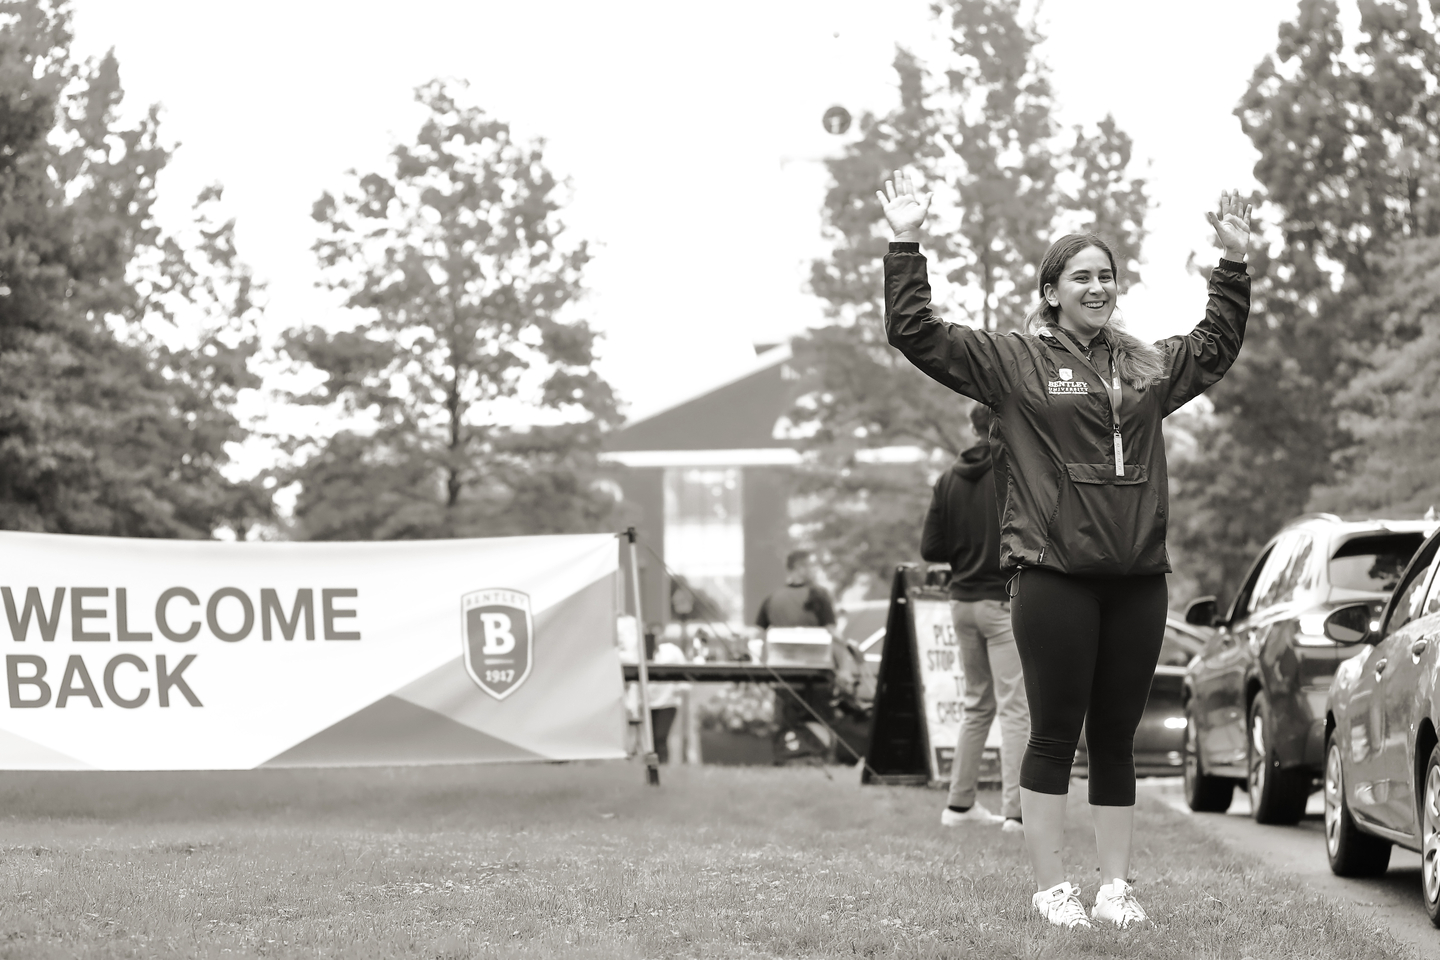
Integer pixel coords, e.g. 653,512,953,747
1325,734,1391,877
1422,744,1440,926
1247,692,1310,825
1182,701,1233,812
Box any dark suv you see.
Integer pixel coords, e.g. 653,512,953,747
1181,514,1434,823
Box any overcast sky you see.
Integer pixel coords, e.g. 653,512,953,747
68,0,1322,458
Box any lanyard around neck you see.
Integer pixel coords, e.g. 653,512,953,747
1048,327,1126,476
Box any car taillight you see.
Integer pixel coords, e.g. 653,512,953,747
1295,613,1333,646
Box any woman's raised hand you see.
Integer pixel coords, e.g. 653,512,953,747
1206,190,1253,261
877,169,932,242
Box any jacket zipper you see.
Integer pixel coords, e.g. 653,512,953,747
1049,327,1125,476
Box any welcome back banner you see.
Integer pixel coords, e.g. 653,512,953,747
0,531,625,770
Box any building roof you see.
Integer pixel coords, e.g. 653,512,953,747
605,345,798,455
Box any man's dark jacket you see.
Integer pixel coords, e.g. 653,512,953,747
885,242,1250,576
921,444,1008,601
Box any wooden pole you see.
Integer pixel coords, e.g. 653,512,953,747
626,527,661,786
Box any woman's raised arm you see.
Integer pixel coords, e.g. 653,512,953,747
880,170,1012,406
1163,191,1254,415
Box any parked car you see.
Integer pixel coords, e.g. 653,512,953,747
1182,514,1434,823
1324,525,1440,924
1074,617,1211,777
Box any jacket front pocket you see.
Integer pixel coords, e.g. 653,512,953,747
1047,463,1161,573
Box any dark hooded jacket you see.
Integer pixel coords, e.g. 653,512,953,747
885,242,1250,577
921,444,1007,601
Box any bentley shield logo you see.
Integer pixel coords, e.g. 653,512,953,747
461,589,533,700
1047,367,1089,395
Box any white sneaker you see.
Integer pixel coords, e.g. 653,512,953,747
1001,818,1024,833
1091,878,1149,928
1032,881,1093,929
940,804,1004,826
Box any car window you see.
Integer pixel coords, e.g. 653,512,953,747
1158,625,1200,667
1331,532,1425,593
1422,567,1440,618
1227,544,1276,622
1384,536,1440,635
1258,534,1313,608
1248,536,1297,615
1424,557,1440,618
1298,535,1324,593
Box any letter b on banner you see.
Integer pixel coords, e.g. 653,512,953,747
460,589,533,700
480,614,516,655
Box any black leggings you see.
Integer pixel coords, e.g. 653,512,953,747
1011,569,1167,806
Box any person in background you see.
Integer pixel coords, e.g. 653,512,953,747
756,550,839,636
644,626,689,764
755,549,855,763
923,402,1028,833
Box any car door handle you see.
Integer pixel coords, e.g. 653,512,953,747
1414,639,1430,657
1375,658,1389,680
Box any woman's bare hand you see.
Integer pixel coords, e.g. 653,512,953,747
877,169,932,242
1206,190,1253,261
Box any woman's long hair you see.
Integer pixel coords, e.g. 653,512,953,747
1022,234,1167,391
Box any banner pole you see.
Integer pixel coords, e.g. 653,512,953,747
626,527,661,786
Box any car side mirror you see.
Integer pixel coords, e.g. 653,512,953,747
1184,595,1219,628
1324,604,1373,645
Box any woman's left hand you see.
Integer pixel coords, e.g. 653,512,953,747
1206,190,1253,261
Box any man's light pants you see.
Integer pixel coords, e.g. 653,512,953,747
946,598,1029,820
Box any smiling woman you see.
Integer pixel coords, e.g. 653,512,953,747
1023,235,1168,391
878,169,1252,930
1047,247,1118,341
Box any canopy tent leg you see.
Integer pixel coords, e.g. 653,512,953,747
626,527,661,786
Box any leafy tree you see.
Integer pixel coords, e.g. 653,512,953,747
791,0,1148,594
1168,0,1440,602
1308,235,1440,514
284,81,617,540
0,0,267,538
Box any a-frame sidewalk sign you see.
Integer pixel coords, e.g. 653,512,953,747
862,563,965,786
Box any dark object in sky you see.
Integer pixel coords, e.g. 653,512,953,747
822,105,851,135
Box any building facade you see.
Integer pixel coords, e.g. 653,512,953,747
603,345,802,629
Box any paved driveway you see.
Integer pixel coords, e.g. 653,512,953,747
1141,779,1437,958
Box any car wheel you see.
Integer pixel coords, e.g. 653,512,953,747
1324,735,1391,877
1182,701,1233,812
1422,744,1440,926
1247,692,1310,825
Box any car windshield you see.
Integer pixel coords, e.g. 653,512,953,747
1329,533,1425,593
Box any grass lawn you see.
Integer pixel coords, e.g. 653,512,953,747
0,761,1414,959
